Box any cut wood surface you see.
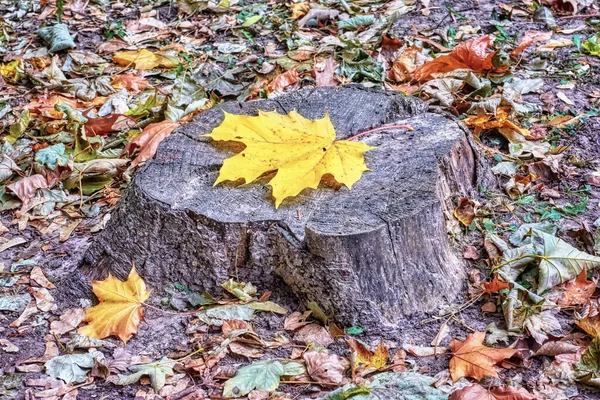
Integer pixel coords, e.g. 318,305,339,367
83,86,492,328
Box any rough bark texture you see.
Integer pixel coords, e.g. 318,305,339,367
83,86,492,329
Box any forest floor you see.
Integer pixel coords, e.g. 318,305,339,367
1,0,600,399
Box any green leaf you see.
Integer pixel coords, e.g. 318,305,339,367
533,229,600,293
583,33,600,56
248,301,287,314
44,353,95,384
337,15,375,30
116,357,174,392
241,15,262,27
35,143,70,170
576,336,600,386
223,359,302,398
7,110,30,144
0,373,25,399
347,326,364,335
561,196,588,215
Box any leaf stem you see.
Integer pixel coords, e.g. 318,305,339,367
346,124,413,141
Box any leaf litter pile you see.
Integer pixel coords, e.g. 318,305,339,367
2,0,600,399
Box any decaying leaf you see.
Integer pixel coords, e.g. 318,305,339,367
116,357,175,392
346,338,389,377
206,110,372,208
454,198,476,226
303,350,349,384
45,353,95,384
78,266,151,343
449,331,516,382
223,360,305,398
559,267,596,306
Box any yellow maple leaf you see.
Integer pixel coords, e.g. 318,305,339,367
206,110,372,208
113,49,178,70
78,266,151,343
346,338,389,377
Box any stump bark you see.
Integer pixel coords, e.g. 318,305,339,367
84,86,491,329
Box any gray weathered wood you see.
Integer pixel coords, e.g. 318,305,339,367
83,86,492,329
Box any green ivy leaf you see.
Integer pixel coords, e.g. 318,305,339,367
223,360,305,398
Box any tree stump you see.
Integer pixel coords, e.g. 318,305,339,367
83,86,491,329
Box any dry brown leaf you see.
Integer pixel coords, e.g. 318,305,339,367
30,266,55,289
50,308,86,335
228,342,264,359
559,267,596,306
267,67,299,92
31,287,56,312
454,198,476,226
10,301,38,327
534,341,580,357
7,174,48,203
284,311,311,330
127,120,180,168
511,31,553,58
111,73,150,93
303,350,349,384
290,2,310,19
449,331,517,382
315,58,338,87
293,323,333,347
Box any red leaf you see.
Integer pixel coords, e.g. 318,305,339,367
511,31,553,58
414,36,498,82
7,174,48,203
85,114,134,137
267,67,299,92
483,274,510,293
127,121,180,168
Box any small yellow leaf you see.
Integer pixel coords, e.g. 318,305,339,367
206,110,372,208
0,60,23,83
78,266,151,343
346,338,389,377
113,49,178,70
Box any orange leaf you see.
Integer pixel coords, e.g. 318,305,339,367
511,31,553,58
346,338,389,377
559,267,596,306
483,274,510,293
111,73,150,93
454,198,476,226
414,36,497,82
26,95,86,114
78,266,151,343
449,331,517,382
127,120,180,168
450,383,538,400
267,67,299,93
85,114,133,137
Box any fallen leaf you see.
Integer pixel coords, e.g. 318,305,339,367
483,274,510,293
290,2,310,19
449,331,517,382
111,73,150,93
511,31,553,57
50,308,86,335
113,49,178,70
223,360,305,398
403,344,447,356
315,58,338,87
346,338,389,377
45,353,94,384
303,350,349,384
31,287,56,312
450,383,538,399
7,175,48,203
77,266,151,343
267,67,299,92
534,341,580,357
293,324,333,347
559,267,596,306
127,120,180,168
414,36,501,82
206,110,372,208
29,266,55,289
454,198,476,226
116,357,175,392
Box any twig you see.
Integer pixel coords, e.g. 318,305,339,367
347,124,413,141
